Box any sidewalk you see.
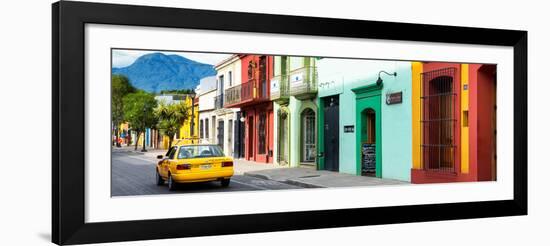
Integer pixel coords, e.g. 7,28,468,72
233,159,286,175
111,145,166,159
244,167,408,188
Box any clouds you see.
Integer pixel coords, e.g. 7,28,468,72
112,49,232,68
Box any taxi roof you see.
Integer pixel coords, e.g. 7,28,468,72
171,139,217,147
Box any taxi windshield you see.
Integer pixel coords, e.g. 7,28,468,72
178,145,225,159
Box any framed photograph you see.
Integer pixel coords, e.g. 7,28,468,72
52,1,527,245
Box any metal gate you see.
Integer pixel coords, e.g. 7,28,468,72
421,67,457,173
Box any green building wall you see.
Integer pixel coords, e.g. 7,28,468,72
272,56,318,168
317,58,412,181
274,97,317,167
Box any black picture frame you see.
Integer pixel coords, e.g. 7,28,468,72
52,1,527,245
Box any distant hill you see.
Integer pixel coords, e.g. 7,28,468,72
112,52,216,93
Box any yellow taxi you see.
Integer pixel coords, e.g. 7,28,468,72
155,142,234,191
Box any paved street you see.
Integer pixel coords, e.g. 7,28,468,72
111,151,303,196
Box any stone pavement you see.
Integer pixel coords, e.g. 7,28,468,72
244,167,408,188
232,159,285,175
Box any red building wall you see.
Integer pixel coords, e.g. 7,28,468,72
472,64,497,181
240,55,274,163
424,62,462,173
412,62,497,183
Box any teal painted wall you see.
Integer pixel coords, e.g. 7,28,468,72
380,65,412,181
317,59,412,181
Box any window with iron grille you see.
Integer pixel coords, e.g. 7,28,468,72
421,67,457,173
301,108,316,163
205,118,209,139
258,112,267,154
259,56,267,98
199,119,204,139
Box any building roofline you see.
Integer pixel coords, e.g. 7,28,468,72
214,54,240,69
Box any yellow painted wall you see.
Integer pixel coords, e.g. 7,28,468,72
460,64,470,174
162,135,171,149
177,96,200,145
411,62,422,170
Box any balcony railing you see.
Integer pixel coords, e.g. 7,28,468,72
214,94,224,109
270,74,290,103
224,79,254,106
224,78,270,107
242,78,255,101
224,84,241,106
289,66,318,99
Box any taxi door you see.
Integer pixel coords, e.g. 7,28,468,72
159,146,177,178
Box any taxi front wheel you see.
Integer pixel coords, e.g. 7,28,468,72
221,179,230,187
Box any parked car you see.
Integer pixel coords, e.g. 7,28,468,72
156,143,234,190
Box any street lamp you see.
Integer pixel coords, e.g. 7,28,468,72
376,70,397,86
141,106,147,152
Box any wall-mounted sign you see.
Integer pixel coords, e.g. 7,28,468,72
290,73,304,84
318,80,336,89
317,75,344,97
386,91,402,105
344,125,354,133
270,79,279,92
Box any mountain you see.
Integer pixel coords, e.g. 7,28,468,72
112,52,216,93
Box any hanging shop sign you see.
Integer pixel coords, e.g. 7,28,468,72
386,91,403,105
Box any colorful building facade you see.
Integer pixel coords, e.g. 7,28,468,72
214,55,242,157
271,56,318,167
316,58,413,181
224,55,274,163
197,76,217,145
410,62,497,183
178,94,199,144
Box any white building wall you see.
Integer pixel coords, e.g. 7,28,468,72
213,55,242,156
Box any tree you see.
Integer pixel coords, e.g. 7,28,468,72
155,101,190,149
111,75,135,147
159,88,195,95
122,91,158,151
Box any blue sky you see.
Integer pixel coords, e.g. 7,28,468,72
112,49,231,68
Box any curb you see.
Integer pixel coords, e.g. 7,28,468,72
281,179,326,188
243,172,326,189
243,172,272,180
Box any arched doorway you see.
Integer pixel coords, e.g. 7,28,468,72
352,83,382,177
277,108,290,165
421,69,457,173
300,108,316,164
361,108,377,176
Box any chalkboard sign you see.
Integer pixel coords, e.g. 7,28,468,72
361,143,376,174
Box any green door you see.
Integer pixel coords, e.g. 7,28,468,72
356,94,381,177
